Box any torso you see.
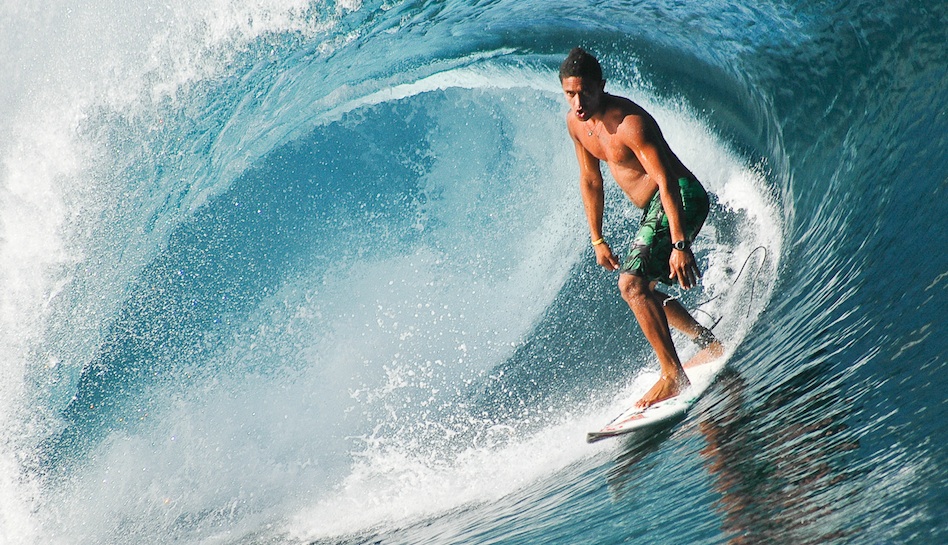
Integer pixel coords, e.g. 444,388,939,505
570,95,694,209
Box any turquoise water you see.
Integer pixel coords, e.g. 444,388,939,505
0,1,945,543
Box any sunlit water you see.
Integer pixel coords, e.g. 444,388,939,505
1,1,945,544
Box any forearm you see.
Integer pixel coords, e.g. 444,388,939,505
657,178,688,243
579,175,621,270
579,177,606,240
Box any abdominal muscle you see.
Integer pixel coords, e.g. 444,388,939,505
608,157,697,209
610,164,660,209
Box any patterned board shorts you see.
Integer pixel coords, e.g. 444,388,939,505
620,177,710,285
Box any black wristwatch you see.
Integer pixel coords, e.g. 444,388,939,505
672,239,691,251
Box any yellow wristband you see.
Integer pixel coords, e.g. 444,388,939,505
591,237,605,246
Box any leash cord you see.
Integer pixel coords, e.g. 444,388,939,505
701,245,768,330
663,245,769,331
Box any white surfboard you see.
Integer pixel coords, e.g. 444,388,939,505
586,357,727,443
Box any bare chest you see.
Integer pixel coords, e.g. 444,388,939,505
582,135,656,206
581,129,641,168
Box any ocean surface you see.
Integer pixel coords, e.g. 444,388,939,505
1,0,945,543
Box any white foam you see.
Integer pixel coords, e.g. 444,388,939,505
289,401,614,541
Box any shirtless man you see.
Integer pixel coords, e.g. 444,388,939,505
560,47,723,408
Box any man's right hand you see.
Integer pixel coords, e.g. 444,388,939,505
594,241,621,270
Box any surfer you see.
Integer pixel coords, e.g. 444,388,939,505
559,47,723,408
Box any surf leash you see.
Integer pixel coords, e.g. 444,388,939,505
662,245,769,331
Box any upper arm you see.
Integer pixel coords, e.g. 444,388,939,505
574,140,603,187
621,115,670,187
566,121,603,187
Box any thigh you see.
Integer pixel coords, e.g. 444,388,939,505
620,196,672,283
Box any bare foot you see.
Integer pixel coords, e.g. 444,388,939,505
683,340,725,369
635,372,691,409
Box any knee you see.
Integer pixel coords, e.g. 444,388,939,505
618,274,649,304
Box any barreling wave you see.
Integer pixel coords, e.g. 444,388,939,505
6,0,943,543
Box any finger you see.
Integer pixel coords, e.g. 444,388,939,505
683,267,694,289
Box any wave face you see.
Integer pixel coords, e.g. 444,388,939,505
1,0,945,543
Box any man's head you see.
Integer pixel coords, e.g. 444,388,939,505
560,48,606,122
559,47,603,83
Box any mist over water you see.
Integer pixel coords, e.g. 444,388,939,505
2,0,945,544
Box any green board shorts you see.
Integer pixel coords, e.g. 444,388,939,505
620,177,710,285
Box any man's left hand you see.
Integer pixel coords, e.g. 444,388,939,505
669,248,701,289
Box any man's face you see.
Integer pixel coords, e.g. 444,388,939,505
561,76,605,122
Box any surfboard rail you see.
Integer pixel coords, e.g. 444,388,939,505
586,357,726,443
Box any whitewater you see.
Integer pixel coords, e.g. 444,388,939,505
1,1,945,544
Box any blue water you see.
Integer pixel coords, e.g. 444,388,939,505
1,0,945,543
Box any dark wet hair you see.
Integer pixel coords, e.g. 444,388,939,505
559,47,603,82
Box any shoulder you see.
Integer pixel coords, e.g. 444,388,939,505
606,96,647,126
612,101,656,144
